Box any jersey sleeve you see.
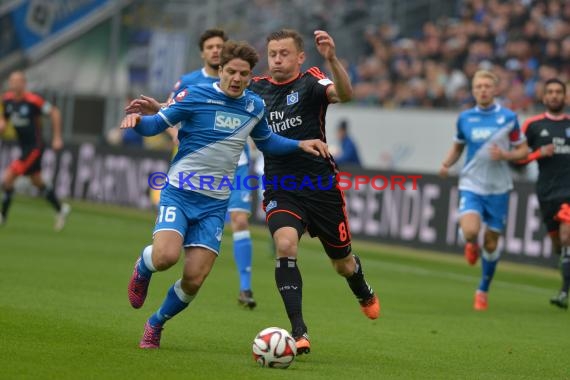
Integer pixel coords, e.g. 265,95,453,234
306,67,332,104
157,88,194,127
41,100,52,115
509,114,525,145
454,116,466,144
249,115,272,141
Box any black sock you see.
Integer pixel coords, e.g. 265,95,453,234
346,255,374,302
561,247,570,294
1,187,14,218
275,257,306,337
40,185,61,212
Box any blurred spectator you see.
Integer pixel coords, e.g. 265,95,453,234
350,0,570,111
334,119,362,167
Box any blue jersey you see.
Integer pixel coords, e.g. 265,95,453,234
171,68,217,97
171,68,250,166
159,83,271,199
455,103,525,194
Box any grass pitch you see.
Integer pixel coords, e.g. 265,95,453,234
1,197,568,379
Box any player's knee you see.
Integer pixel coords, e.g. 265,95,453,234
151,244,180,270
274,236,298,257
180,274,206,296
331,255,355,277
461,228,478,242
231,212,249,231
483,241,499,253
483,236,499,252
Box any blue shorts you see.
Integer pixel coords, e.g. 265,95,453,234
227,164,252,214
458,190,509,232
154,184,228,254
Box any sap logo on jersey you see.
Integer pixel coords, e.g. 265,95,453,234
471,127,494,141
214,111,249,132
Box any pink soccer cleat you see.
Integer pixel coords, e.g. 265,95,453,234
139,321,163,349
128,257,151,309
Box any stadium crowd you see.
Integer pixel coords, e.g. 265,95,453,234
348,0,570,110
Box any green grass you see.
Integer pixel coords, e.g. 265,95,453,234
1,197,568,379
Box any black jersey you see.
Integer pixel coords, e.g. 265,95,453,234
250,67,338,191
523,113,570,201
2,91,50,150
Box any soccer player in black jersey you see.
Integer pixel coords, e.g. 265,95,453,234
0,71,70,230
250,29,379,354
519,78,570,309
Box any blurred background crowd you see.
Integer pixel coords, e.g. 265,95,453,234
0,0,568,148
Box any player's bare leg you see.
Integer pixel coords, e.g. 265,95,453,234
140,247,216,348
128,231,181,309
474,229,501,311
460,213,481,265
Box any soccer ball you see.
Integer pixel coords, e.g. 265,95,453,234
252,327,297,369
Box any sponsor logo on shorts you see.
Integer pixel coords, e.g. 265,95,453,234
266,200,277,212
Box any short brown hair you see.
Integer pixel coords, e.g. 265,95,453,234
198,28,228,51
266,29,304,52
544,78,567,94
220,40,259,69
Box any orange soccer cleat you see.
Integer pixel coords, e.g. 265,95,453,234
360,294,380,320
294,333,311,355
554,203,570,224
464,242,480,266
474,290,488,311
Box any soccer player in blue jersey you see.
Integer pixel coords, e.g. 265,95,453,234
439,70,529,311
142,29,258,309
121,40,329,349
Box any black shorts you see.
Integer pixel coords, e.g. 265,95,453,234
9,148,42,176
539,197,570,233
263,187,351,259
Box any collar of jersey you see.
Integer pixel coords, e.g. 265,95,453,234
545,112,569,121
266,72,302,86
201,67,217,79
475,103,499,113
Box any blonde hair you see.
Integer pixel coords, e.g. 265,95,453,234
472,70,498,86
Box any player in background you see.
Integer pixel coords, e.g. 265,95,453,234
439,70,529,311
517,78,570,310
249,29,380,355
0,70,70,230
141,29,258,309
122,40,330,349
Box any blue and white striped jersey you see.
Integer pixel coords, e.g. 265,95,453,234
455,103,525,194
159,82,270,199
170,68,250,166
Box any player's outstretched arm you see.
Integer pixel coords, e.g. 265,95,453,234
120,113,169,136
125,95,162,115
299,139,330,157
254,131,329,157
439,142,465,178
50,106,63,150
314,30,353,103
